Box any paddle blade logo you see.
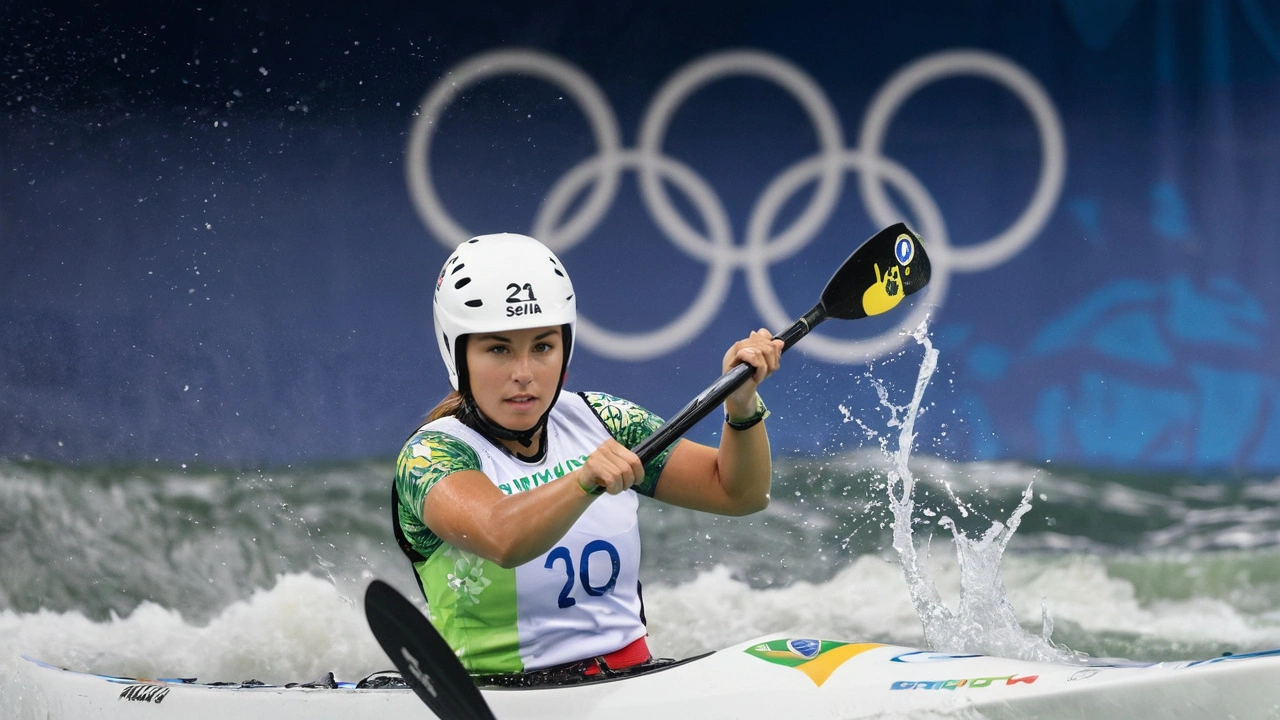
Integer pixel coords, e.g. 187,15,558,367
745,639,882,686
894,233,916,265
401,646,439,699
862,262,905,317
861,231,929,317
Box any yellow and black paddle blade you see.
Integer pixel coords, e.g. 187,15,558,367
820,222,931,320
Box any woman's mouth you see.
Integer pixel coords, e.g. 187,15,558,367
506,394,537,410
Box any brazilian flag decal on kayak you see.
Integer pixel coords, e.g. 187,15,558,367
745,639,882,687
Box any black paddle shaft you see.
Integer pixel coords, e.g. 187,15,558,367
631,222,931,465
631,305,823,464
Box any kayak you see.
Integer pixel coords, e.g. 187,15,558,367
22,635,1280,719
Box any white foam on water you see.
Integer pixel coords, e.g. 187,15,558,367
0,573,391,718
642,550,1280,660
643,557,926,658
1002,553,1280,649
6,555,1280,716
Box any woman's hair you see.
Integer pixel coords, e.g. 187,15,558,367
424,390,465,423
423,333,470,423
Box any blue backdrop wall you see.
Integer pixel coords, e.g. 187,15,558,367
3,1,1280,472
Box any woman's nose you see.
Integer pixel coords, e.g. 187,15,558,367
511,353,534,382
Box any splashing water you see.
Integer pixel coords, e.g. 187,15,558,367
878,319,1083,664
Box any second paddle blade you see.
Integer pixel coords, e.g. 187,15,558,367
365,579,497,720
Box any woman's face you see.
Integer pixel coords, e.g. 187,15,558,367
464,325,564,432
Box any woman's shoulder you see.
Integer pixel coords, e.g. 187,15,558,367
574,390,652,419
573,391,664,432
576,390,636,409
400,422,481,459
396,426,483,481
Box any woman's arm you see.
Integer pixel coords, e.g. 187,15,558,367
653,329,783,515
420,439,644,568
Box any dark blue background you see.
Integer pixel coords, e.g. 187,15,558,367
3,1,1279,472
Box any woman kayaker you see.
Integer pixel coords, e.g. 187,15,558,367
392,232,782,685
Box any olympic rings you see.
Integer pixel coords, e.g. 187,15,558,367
637,50,847,267
406,48,1066,363
405,49,623,250
533,149,735,360
857,50,1066,272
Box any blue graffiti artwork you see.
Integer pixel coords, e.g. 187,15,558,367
1022,275,1276,469
1067,197,1103,247
1150,181,1191,242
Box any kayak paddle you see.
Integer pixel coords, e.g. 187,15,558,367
365,222,931,720
365,579,497,720
633,221,931,463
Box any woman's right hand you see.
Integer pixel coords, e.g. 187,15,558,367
577,439,645,495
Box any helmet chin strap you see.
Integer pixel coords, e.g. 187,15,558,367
457,396,548,449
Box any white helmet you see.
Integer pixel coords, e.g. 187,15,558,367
433,233,577,392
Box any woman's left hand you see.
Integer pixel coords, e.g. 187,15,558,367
722,329,784,418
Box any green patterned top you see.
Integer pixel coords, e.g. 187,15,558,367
395,391,674,561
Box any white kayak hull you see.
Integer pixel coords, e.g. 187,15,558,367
22,635,1280,719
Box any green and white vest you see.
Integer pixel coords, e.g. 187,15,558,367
393,391,671,674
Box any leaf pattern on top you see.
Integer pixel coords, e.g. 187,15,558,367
580,391,674,497
445,547,492,604
394,430,482,559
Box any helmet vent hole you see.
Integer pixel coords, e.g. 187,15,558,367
566,294,574,301
450,263,466,275
467,238,480,244
454,277,472,289
464,299,483,308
